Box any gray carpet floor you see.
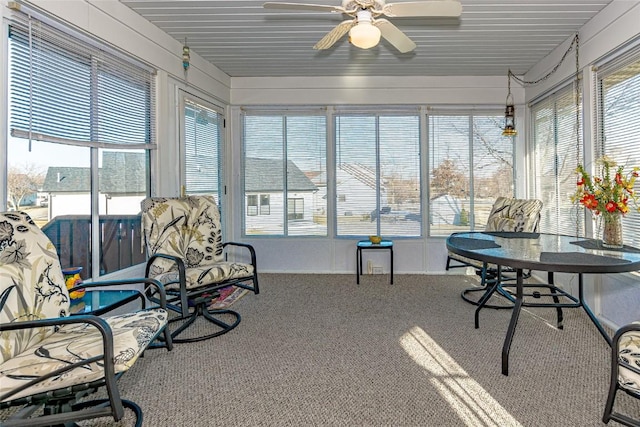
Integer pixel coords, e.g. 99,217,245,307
5,273,640,426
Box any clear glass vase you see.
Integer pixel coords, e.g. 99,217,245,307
601,212,624,249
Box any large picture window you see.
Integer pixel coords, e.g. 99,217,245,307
335,113,421,237
594,48,640,247
7,12,155,278
243,112,327,236
428,112,514,237
531,83,583,236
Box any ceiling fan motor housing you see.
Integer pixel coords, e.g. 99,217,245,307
342,0,385,13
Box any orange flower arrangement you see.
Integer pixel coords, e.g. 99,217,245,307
573,156,640,217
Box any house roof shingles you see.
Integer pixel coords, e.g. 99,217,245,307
244,158,317,193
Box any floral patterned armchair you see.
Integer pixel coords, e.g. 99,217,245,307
0,211,172,427
141,196,259,343
603,322,640,426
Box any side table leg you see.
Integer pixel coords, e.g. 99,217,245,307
390,247,394,285
356,247,361,285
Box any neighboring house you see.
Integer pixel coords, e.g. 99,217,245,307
244,158,318,232
41,152,147,218
336,163,387,217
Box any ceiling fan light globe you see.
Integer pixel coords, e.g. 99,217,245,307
349,23,381,49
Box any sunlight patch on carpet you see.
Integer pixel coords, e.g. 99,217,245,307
400,326,522,427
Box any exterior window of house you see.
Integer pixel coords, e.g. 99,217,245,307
335,113,421,237
260,194,271,215
531,83,583,236
594,48,640,247
6,12,155,278
288,198,304,220
428,111,514,237
183,97,224,205
243,112,327,236
247,195,258,216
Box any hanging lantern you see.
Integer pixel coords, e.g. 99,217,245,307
502,71,517,137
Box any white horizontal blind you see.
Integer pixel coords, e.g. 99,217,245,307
594,47,640,247
8,12,156,148
335,113,421,237
243,112,327,236
531,83,583,236
428,111,513,237
184,99,222,203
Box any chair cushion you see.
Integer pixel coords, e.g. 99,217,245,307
141,196,225,269
150,261,254,290
618,323,640,393
0,308,168,402
0,212,70,364
485,197,543,233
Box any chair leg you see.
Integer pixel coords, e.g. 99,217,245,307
169,302,241,344
461,266,513,310
603,384,618,424
69,398,143,427
603,385,640,427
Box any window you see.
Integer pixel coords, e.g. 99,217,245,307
243,112,327,236
247,195,258,216
531,83,583,236
183,97,224,204
7,12,155,278
594,47,640,247
288,198,304,220
335,113,421,237
260,195,271,215
428,112,514,236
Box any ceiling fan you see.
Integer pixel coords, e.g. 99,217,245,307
263,0,462,53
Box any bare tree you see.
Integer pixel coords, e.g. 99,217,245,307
7,164,45,209
431,158,469,198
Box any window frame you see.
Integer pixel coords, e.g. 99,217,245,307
593,44,640,248
241,109,327,237
427,109,515,237
529,80,584,237
6,10,156,278
333,110,422,238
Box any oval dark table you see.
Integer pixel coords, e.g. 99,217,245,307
446,231,640,376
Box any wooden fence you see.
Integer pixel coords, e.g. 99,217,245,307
42,215,145,277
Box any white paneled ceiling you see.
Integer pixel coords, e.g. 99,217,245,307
119,0,614,77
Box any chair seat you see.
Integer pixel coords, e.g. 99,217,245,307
618,322,640,393
0,308,168,402
153,262,255,291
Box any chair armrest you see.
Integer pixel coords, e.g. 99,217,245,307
145,253,185,276
69,277,169,311
0,315,118,403
613,322,640,377
223,241,257,266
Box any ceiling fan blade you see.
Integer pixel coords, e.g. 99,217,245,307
263,2,346,13
375,19,416,53
314,20,355,50
382,1,462,17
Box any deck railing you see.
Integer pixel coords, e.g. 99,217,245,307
42,215,145,277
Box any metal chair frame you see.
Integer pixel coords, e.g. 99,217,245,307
0,279,172,427
603,323,640,427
